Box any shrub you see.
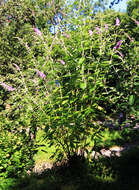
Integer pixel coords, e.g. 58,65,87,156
0,0,138,175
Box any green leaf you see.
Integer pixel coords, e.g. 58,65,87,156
70,141,75,148
80,82,87,89
78,57,85,65
129,95,135,105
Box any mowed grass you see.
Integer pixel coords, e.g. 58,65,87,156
34,129,57,165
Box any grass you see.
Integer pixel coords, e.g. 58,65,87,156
34,129,56,164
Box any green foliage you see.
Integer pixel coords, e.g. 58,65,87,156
43,10,138,160
0,129,36,178
0,0,138,179
127,0,139,18
0,178,18,190
0,0,64,178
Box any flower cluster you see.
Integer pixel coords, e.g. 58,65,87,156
88,30,93,36
95,27,101,34
104,24,108,30
0,82,15,91
134,20,139,25
35,69,46,79
13,63,20,71
115,17,120,26
33,27,42,36
59,60,65,65
114,40,122,50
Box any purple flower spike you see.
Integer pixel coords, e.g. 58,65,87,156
104,24,108,30
35,69,46,79
131,18,139,26
114,40,122,50
96,27,101,34
33,27,42,36
125,33,134,42
59,60,65,65
115,17,120,26
88,30,93,36
13,63,20,71
0,82,15,91
134,20,139,26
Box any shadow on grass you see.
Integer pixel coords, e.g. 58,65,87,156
3,145,139,190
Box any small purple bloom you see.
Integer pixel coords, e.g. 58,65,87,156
59,60,65,65
96,27,101,34
114,40,122,50
115,17,120,26
125,33,134,42
88,30,93,36
131,18,139,26
104,24,108,30
33,27,42,36
134,20,139,25
0,82,15,91
13,63,20,71
35,69,46,79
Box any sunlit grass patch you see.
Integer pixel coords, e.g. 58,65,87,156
34,129,57,164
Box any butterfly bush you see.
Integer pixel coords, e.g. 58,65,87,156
33,27,42,36
96,26,101,34
41,10,138,161
104,24,108,30
0,0,138,172
59,60,65,65
13,63,20,71
0,82,15,91
88,30,93,36
115,17,120,26
35,69,46,79
134,20,139,25
114,40,122,49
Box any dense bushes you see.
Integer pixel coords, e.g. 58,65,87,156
0,130,34,178
0,0,63,178
42,10,138,160
0,0,138,178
